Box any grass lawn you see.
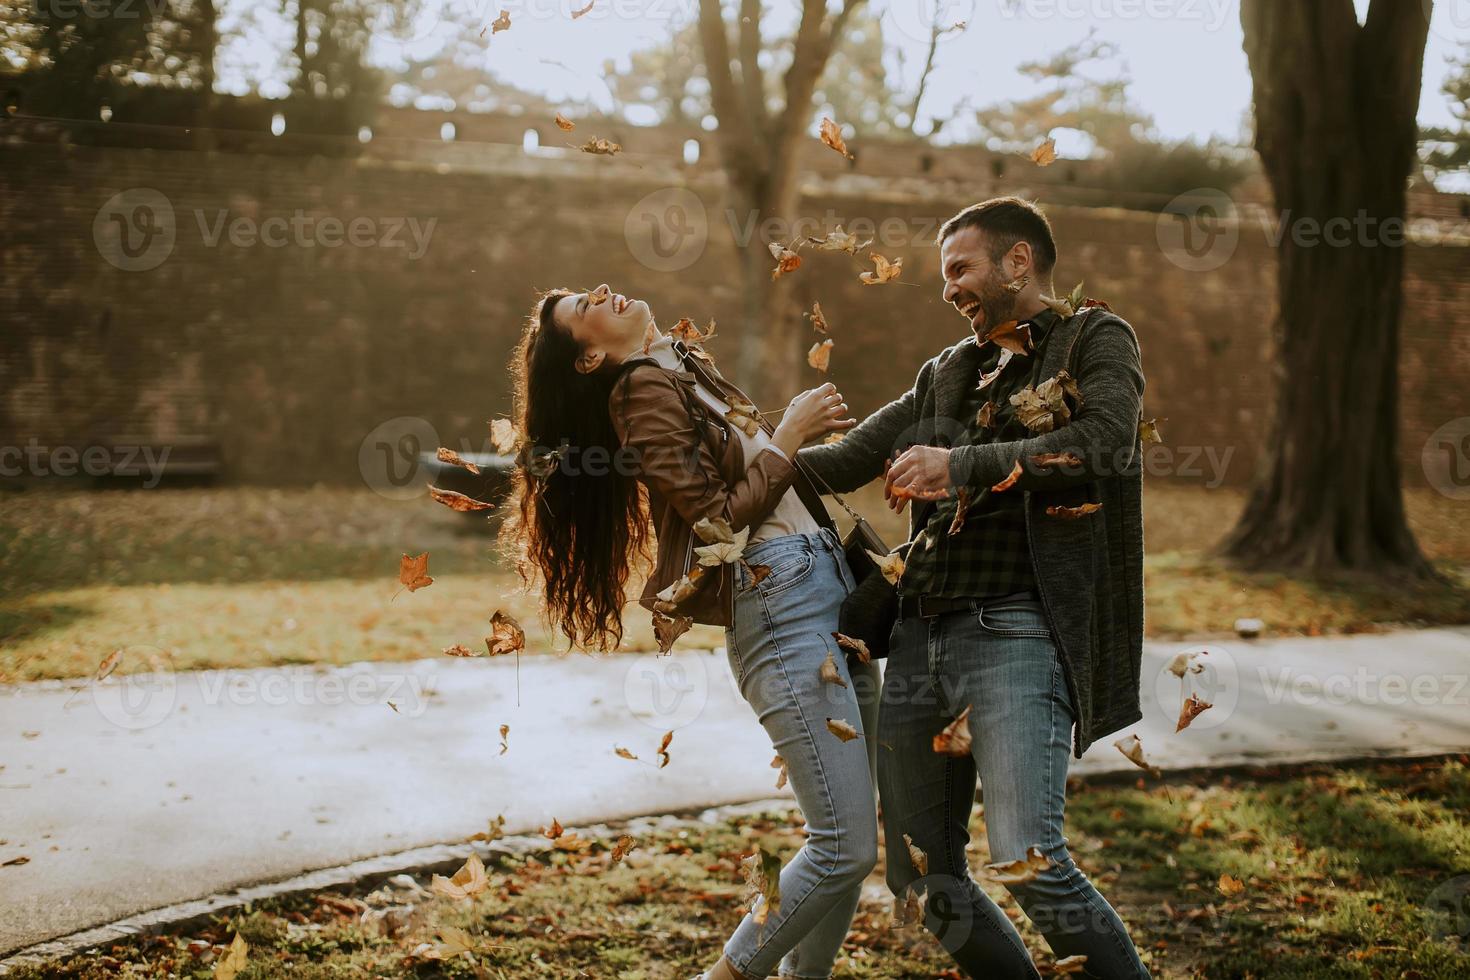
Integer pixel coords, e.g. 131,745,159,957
1,484,1466,682
11,757,1470,979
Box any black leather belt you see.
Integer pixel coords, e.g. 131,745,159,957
898,590,1040,619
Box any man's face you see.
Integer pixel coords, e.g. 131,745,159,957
940,226,1018,337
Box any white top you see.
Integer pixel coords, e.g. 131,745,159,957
647,337,822,545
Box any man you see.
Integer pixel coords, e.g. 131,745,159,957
799,197,1150,978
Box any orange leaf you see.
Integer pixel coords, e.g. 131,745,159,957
808,339,834,373
992,461,1023,493
443,643,478,658
486,610,526,656
932,705,973,756
579,136,620,156
769,242,802,280
1176,693,1213,732
832,632,871,664
819,116,852,159
428,485,494,512
984,319,1032,357
948,487,972,537
554,112,575,131
1046,503,1102,520
859,253,902,285
807,302,829,334
398,552,434,592
1031,137,1058,167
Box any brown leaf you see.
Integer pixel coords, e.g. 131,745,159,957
611,834,637,862
1041,293,1076,319
428,485,494,512
975,401,997,431
431,852,489,900
614,746,638,761
948,487,973,537
398,552,434,593
579,136,621,155
653,566,707,613
2,856,30,867
571,0,594,16
805,226,870,254
826,717,862,742
387,701,399,713
657,730,673,768
819,647,848,688
1176,693,1213,732
436,447,481,475
486,611,525,656
1139,417,1164,445
1218,873,1246,897
554,112,575,131
769,242,803,280
94,649,123,683
1031,452,1083,469
903,834,929,876
498,724,509,755
859,253,902,285
652,611,694,654
215,933,249,980
866,549,905,585
818,116,852,158
985,319,1032,356
1046,503,1102,520
1031,137,1058,167
741,847,784,924
832,632,871,664
808,302,829,334
1166,649,1208,679
725,405,762,437
992,461,1023,493
587,283,611,306
443,644,478,658
932,704,973,756
468,815,506,843
1051,955,1089,976
985,845,1050,885
542,818,564,840
488,418,517,454
670,317,716,345
771,754,789,789
1113,733,1161,777
490,9,511,33
808,339,834,373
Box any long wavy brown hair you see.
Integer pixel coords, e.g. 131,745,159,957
499,288,650,651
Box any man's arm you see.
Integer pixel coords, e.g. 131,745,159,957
797,359,930,493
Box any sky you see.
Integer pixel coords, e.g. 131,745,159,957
215,0,1470,149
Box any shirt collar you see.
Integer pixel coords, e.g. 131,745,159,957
1021,307,1062,345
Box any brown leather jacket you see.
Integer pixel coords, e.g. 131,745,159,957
608,343,834,627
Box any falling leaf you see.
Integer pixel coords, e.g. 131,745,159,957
1010,369,1082,434
826,717,861,742
948,487,973,537
818,116,853,159
215,933,249,980
859,253,902,285
387,701,399,713
903,834,929,876
615,746,638,761
1113,733,1161,777
488,418,517,454
819,647,848,688
93,649,122,683
652,611,694,654
1031,137,1058,167
1051,955,1090,975
769,241,803,280
554,112,575,131
2,856,30,867
1032,452,1083,469
498,724,509,755
1167,649,1208,679
436,447,481,475
571,0,594,16
468,815,506,843
443,644,478,658
985,845,1050,885
611,835,637,861
1176,693,1213,732
1046,503,1102,520
431,852,489,900
657,730,673,768
398,552,434,593
486,611,525,656
985,319,1032,356
1218,873,1246,896
832,632,871,664
771,754,789,790
653,566,707,613
808,339,834,373
670,317,717,345
725,404,762,437
429,485,494,512
866,549,905,585
806,225,870,254
932,705,972,756
807,302,829,334
1139,417,1164,445
976,401,997,431
992,461,1023,493
580,136,621,155
741,847,784,924
490,9,511,33
543,818,564,840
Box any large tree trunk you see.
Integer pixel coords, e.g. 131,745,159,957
1224,0,1435,578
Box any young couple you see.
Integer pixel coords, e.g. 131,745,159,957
506,198,1152,980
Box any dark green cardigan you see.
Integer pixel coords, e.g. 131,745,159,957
798,308,1146,757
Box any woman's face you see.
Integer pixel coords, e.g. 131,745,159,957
551,284,654,374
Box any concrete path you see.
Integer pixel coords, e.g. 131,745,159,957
2,627,1467,956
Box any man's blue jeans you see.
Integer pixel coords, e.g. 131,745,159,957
879,595,1151,979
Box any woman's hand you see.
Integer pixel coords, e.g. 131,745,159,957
771,383,856,457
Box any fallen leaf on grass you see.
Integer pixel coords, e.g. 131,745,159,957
933,705,972,756
985,845,1050,885
819,116,853,159
486,611,525,656
859,253,902,285
1176,693,1213,732
215,933,249,980
826,718,861,742
1113,733,1161,777
431,852,489,900
398,552,434,593
1217,873,1246,897
428,485,494,512
808,339,834,373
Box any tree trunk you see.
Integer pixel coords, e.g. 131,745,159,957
1224,0,1435,578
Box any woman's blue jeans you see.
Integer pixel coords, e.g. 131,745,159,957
721,527,881,980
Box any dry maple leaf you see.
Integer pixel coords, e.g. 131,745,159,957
1176,693,1213,732
1031,136,1058,167
579,136,620,155
485,610,525,656
436,447,481,475
694,516,735,543
695,524,749,566
1046,503,1102,520
1139,417,1164,445
992,460,1023,493
571,0,594,16
818,116,852,159
431,852,489,900
819,647,848,688
932,705,973,756
808,339,834,373
215,933,249,980
1218,873,1246,897
490,9,511,33
769,242,803,280
1113,733,1161,777
652,610,693,654
742,847,784,924
498,724,509,755
985,845,1051,885
832,632,871,664
985,319,1032,356
903,834,929,876
488,418,517,454
771,754,789,790
443,644,478,658
866,549,905,585
553,112,575,131
826,717,862,742
398,552,433,593
806,225,870,254
808,302,829,334
948,487,973,537
611,834,637,862
860,253,902,285
428,485,494,512
657,730,673,768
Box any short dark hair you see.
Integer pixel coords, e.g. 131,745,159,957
938,197,1057,276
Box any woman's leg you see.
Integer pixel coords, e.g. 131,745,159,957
721,533,878,980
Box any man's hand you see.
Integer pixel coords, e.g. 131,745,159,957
883,446,954,513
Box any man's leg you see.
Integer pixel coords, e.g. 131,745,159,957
952,597,1151,979
877,614,1040,976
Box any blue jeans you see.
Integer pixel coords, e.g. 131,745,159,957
722,527,882,980
879,596,1150,979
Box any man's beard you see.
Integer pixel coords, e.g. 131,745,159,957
973,268,1020,336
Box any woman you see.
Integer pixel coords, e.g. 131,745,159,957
504,285,881,980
